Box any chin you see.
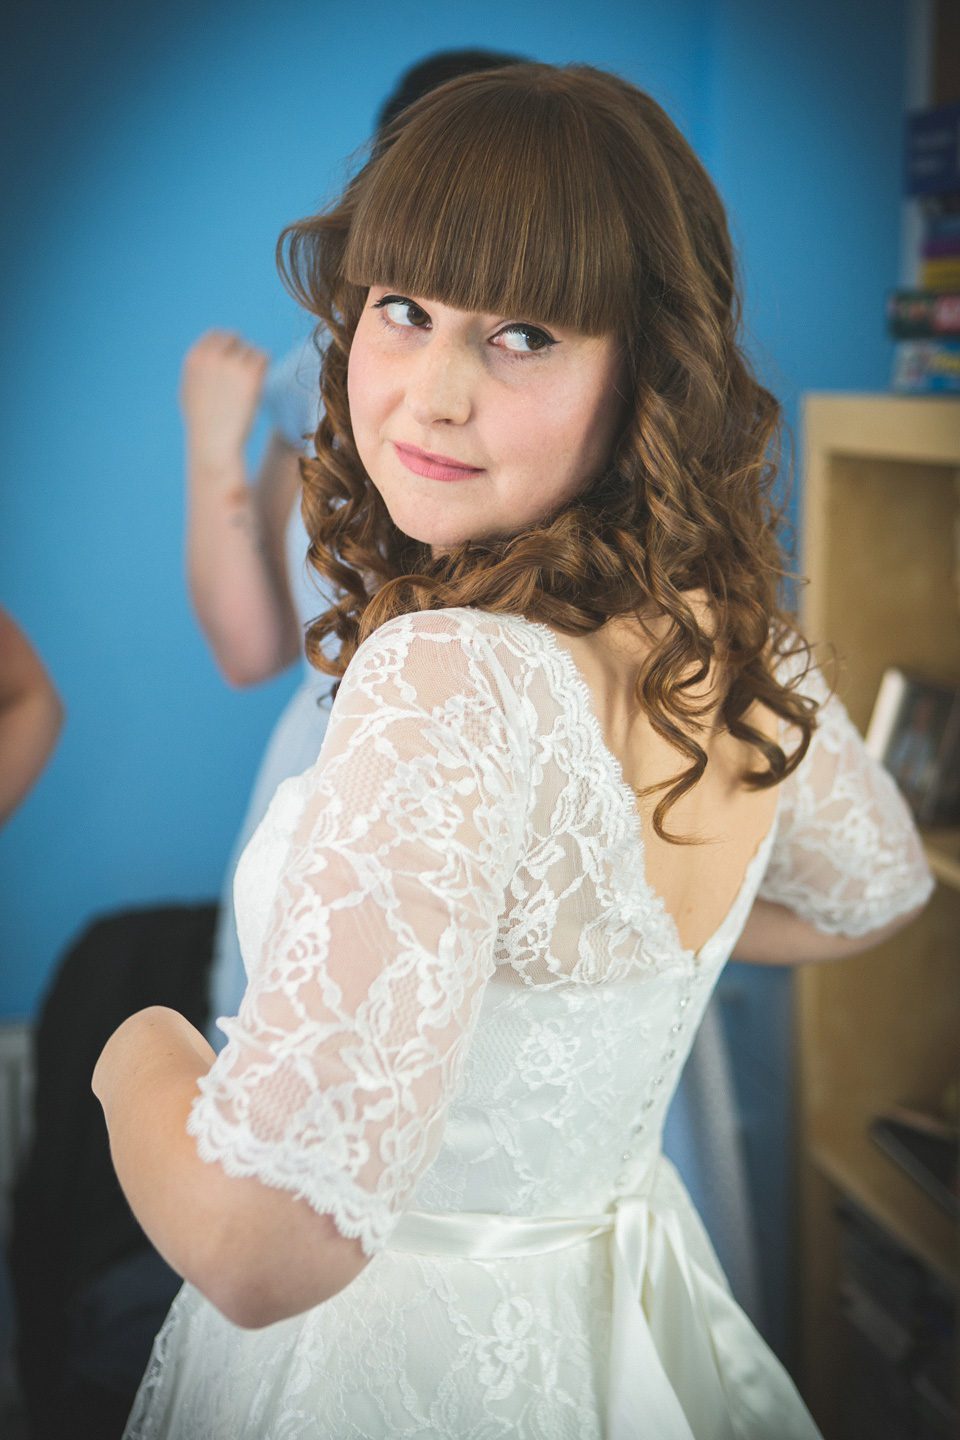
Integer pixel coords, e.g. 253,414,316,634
386,504,483,551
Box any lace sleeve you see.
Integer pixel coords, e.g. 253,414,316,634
758,662,935,936
187,611,530,1255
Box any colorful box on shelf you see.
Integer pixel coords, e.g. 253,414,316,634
886,290,960,339
890,340,960,395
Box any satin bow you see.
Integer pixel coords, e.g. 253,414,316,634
389,1182,822,1440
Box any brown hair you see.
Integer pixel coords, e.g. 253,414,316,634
278,63,819,840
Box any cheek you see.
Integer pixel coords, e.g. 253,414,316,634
346,331,395,450
499,379,615,491
346,340,374,438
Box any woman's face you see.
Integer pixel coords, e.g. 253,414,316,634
347,287,625,549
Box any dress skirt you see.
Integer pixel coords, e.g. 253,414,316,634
123,1158,822,1440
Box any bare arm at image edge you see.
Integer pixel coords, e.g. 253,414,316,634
0,608,64,825
182,331,302,687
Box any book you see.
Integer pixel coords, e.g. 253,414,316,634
920,256,960,290
836,1199,958,1439
886,290,960,339
925,209,960,239
922,233,960,260
919,190,960,223
869,1107,959,1219
890,339,960,395
906,101,960,197
864,667,960,822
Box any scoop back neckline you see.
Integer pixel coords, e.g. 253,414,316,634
483,609,781,964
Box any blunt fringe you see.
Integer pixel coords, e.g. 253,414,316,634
278,63,820,841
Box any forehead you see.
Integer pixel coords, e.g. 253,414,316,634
343,81,635,339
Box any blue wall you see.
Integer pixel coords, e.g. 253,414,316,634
707,0,907,488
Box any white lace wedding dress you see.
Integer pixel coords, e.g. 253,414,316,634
125,608,934,1440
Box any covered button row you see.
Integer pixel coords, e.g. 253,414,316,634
614,994,694,1187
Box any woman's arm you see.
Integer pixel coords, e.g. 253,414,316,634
182,331,302,687
92,1006,368,1328
0,608,64,825
746,659,935,958
731,894,927,965
96,614,527,1332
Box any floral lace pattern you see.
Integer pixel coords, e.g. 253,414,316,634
128,608,934,1440
758,660,934,934
190,613,533,1254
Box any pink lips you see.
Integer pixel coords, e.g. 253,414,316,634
392,442,484,483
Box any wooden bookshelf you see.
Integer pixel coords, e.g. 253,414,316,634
924,827,960,891
795,393,960,1436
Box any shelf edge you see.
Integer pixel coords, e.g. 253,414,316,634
808,1144,958,1291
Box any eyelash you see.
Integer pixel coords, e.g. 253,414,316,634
372,295,556,356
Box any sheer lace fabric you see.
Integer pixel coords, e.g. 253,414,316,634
757,660,932,934
128,608,934,1440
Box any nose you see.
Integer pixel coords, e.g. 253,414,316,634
404,338,473,427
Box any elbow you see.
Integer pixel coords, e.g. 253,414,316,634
218,656,278,690
204,620,298,688
206,1279,290,1331
190,1245,290,1330
218,637,300,689
198,625,288,688
203,1266,353,1332
194,1216,369,1331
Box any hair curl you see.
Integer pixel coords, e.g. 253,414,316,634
278,63,820,841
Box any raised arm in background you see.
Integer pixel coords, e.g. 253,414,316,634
181,330,303,687
0,607,63,825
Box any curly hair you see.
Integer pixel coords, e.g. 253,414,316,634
278,62,820,841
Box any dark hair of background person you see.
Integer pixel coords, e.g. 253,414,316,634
375,47,530,133
279,63,820,842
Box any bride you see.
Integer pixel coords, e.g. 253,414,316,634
94,62,933,1439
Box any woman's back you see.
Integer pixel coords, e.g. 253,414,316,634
208,607,924,1214
127,605,930,1439
551,593,782,956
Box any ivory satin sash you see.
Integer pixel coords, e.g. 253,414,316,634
388,1179,823,1440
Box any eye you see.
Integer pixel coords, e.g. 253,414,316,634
493,323,557,355
372,294,431,329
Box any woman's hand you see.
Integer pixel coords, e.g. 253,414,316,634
181,331,269,472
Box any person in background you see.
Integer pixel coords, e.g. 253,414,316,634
181,48,528,1044
0,607,63,827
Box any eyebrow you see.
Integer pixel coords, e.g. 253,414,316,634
374,290,563,332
